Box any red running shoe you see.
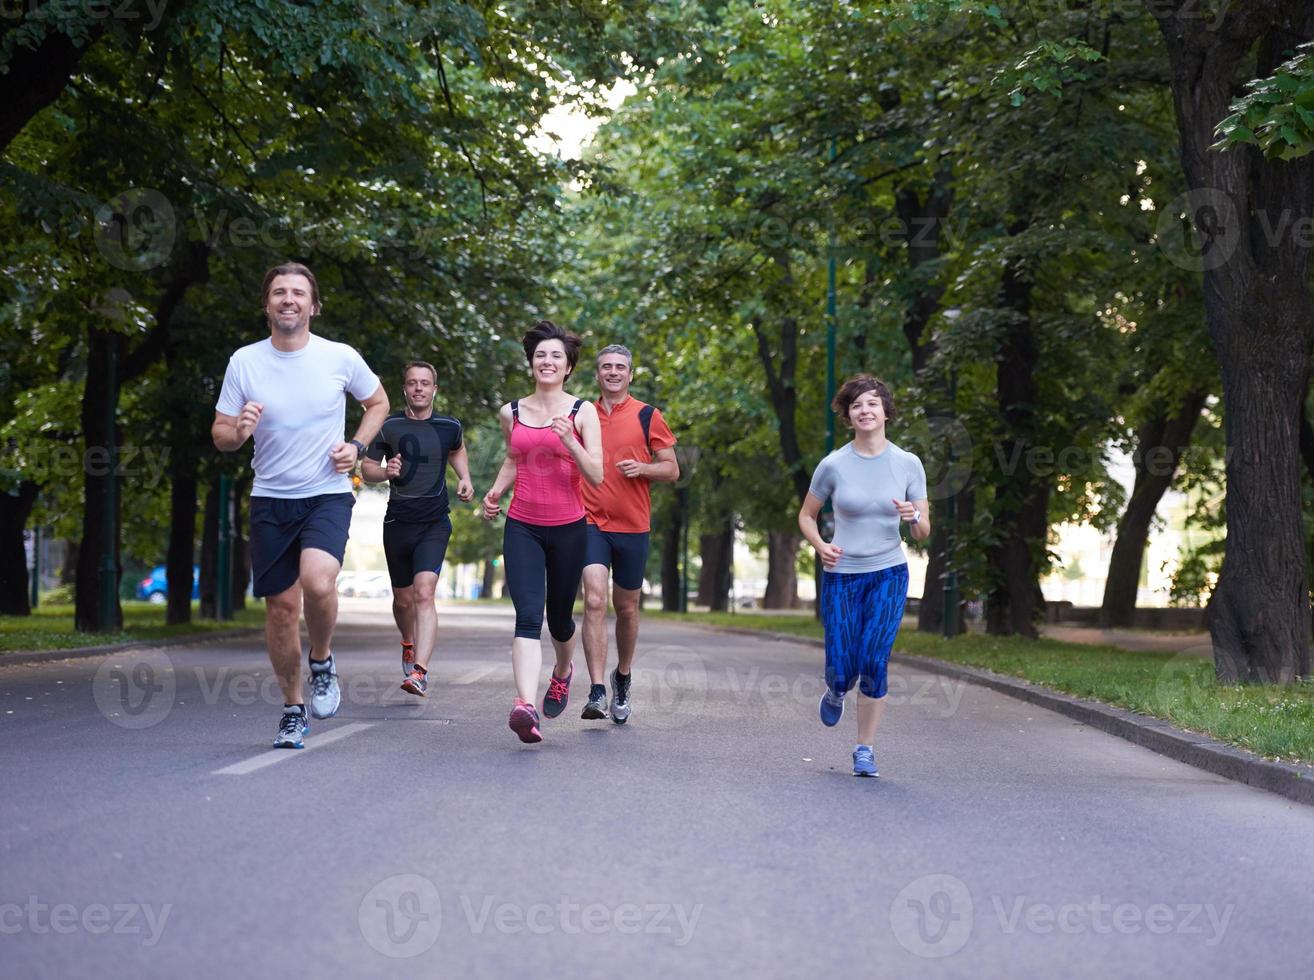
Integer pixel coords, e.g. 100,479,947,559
509,698,542,743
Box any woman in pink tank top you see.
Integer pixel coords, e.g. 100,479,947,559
481,321,603,743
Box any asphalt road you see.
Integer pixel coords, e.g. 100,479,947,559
2,600,1312,979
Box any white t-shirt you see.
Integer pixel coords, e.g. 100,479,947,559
216,335,380,498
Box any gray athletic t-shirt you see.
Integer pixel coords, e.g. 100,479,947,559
807,441,928,574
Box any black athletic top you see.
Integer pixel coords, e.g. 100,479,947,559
365,411,464,524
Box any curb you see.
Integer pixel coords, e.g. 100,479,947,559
0,628,262,667
685,623,1314,808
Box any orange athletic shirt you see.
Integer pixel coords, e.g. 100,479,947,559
580,397,677,533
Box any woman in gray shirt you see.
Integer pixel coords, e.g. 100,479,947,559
798,375,930,777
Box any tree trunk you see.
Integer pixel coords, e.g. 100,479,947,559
763,531,800,609
892,171,958,633
0,481,38,615
660,493,682,612
1149,1,1314,682
166,460,197,626
696,520,734,612
749,255,812,507
61,538,78,585
481,559,496,599
894,169,954,375
75,328,123,633
231,473,249,610
919,485,973,635
984,242,1047,638
0,19,104,155
1100,390,1207,627
199,478,218,619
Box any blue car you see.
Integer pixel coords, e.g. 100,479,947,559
136,565,200,604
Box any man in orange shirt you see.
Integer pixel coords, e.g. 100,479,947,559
579,345,680,723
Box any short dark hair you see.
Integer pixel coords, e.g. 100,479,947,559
522,320,581,376
833,374,896,423
403,360,437,385
260,262,322,315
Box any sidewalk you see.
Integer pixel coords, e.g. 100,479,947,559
1039,624,1213,654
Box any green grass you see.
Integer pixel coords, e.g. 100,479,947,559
0,602,265,654
648,610,1314,767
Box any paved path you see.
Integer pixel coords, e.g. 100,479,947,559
1037,624,1213,655
2,602,1310,978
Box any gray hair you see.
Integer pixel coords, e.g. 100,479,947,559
595,344,634,368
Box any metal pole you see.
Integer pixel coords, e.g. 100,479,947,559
825,138,838,457
679,487,689,613
98,334,119,628
29,525,39,610
815,139,840,621
942,366,959,638
217,474,232,620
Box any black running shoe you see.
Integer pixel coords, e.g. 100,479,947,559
581,683,609,719
542,664,573,718
610,667,631,724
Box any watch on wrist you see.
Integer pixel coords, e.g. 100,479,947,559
911,509,922,525
350,439,366,457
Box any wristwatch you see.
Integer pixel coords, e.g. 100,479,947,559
350,439,367,458
911,509,922,524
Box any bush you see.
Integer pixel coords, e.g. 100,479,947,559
40,584,75,606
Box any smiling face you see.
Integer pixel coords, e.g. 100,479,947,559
264,273,316,336
595,351,633,399
531,338,571,384
848,390,887,432
403,366,436,414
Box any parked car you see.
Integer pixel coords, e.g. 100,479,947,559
336,571,392,598
136,565,200,604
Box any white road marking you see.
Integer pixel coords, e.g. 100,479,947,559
212,722,374,775
451,665,501,685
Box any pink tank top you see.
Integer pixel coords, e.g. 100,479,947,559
506,399,586,526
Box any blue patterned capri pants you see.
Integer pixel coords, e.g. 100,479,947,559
820,563,909,699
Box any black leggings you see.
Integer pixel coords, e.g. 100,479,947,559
503,516,587,641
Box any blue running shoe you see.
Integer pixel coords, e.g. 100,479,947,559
852,745,878,777
819,689,845,727
308,655,341,719
274,705,309,749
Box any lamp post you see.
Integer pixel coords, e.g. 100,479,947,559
216,474,232,620
940,308,961,639
813,140,840,620
98,334,119,629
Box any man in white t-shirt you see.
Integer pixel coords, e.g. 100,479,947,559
212,262,389,749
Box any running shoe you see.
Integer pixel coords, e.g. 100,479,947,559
509,698,542,743
308,655,341,719
273,705,308,749
401,666,428,698
581,683,609,720
402,642,415,678
852,745,878,777
542,664,573,718
819,688,845,727
610,667,632,724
